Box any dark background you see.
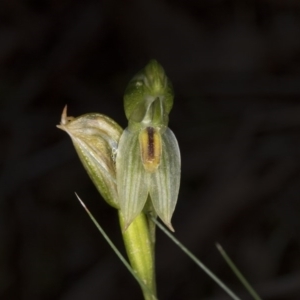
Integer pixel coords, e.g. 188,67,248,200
1,0,300,299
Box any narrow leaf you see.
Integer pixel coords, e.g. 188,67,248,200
152,217,241,300
75,193,157,300
216,244,262,300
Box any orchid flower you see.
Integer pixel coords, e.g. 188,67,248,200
116,60,181,231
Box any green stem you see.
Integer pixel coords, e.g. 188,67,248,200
119,211,156,300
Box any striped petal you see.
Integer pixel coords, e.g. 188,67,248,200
149,128,181,231
116,128,150,229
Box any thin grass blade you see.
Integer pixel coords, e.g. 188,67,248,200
216,243,263,300
75,193,158,300
151,217,241,300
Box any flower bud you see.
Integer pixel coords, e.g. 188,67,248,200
57,106,123,208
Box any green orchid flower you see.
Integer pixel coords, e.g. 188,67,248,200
57,108,157,299
57,60,181,300
116,60,181,231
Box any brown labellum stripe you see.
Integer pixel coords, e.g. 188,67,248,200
147,127,155,160
139,127,162,173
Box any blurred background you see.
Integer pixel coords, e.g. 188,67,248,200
1,0,300,299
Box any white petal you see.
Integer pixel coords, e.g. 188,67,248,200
149,128,181,231
116,128,150,229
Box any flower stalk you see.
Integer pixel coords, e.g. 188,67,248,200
119,211,156,300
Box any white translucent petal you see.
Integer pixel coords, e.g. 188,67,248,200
149,128,181,231
116,128,150,229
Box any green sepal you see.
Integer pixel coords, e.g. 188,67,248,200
57,107,123,208
149,128,181,231
116,128,150,228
